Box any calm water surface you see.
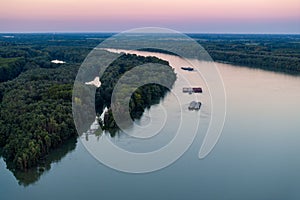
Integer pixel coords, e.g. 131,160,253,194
1,51,300,200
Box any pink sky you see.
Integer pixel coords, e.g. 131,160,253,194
0,0,299,33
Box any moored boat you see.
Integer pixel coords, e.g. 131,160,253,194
188,101,202,110
181,67,194,71
183,87,203,94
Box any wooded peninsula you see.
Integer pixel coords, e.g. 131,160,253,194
0,33,299,173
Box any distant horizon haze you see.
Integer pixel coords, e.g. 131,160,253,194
0,0,299,34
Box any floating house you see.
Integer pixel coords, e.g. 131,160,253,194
183,87,203,94
188,101,202,110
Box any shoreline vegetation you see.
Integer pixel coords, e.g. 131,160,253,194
95,53,176,135
5,137,76,186
0,33,299,174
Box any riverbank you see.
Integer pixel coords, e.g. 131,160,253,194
1,48,300,199
138,48,300,76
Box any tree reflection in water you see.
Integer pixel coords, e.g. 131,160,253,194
5,137,77,187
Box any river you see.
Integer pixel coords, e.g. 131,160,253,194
1,51,300,200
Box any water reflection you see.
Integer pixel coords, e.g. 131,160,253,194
0,56,299,199
5,137,77,187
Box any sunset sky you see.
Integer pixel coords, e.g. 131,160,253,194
0,0,299,33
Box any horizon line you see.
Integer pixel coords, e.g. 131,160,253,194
0,31,299,35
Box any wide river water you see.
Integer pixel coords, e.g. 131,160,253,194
1,51,300,200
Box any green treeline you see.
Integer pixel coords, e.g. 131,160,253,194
0,36,93,83
0,33,299,172
136,34,300,75
95,53,176,132
0,57,26,82
0,41,176,171
0,66,78,170
198,34,300,75
0,34,93,171
11,137,77,187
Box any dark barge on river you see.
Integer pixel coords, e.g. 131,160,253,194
183,87,203,94
181,67,194,71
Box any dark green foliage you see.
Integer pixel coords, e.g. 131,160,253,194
197,34,300,74
129,83,169,119
0,33,176,170
0,34,92,171
0,33,299,172
0,66,77,170
96,53,177,132
0,33,98,83
0,57,26,82
138,34,300,75
6,137,77,187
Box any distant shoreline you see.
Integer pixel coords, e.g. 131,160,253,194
0,32,299,35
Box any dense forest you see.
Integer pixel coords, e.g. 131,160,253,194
197,34,300,74
95,53,176,132
0,34,96,172
8,137,77,187
0,34,176,172
0,65,78,170
138,34,300,75
0,33,299,174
